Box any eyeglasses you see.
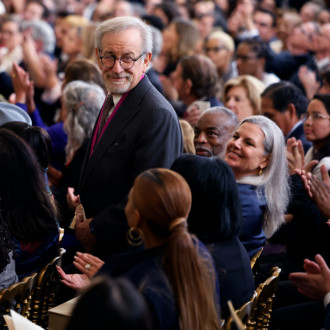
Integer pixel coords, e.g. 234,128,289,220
235,54,259,61
98,52,145,70
303,112,329,121
204,46,227,53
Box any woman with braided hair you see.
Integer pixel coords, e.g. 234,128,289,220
58,168,221,330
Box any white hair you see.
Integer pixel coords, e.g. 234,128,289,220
236,115,290,237
94,16,152,55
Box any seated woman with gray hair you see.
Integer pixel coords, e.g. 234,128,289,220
51,80,105,226
224,115,290,258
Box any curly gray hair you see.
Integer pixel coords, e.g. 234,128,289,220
63,80,105,162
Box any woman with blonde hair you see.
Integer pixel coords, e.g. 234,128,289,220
223,75,265,121
58,168,221,330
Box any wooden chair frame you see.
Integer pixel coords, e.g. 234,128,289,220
29,248,65,328
0,272,37,330
247,266,281,330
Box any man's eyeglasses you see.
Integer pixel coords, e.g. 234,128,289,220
98,52,145,70
204,46,227,53
302,112,329,121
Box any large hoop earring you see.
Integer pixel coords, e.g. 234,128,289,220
127,227,144,246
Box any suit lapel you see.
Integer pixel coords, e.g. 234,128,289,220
79,76,151,192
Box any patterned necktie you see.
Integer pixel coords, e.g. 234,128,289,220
98,94,114,137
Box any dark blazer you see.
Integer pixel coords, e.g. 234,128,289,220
79,76,183,258
98,241,220,330
207,237,255,319
287,122,312,154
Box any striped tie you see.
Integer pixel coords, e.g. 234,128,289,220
98,94,114,137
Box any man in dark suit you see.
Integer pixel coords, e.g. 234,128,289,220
69,17,182,258
261,81,312,153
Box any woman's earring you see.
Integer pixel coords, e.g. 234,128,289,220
259,168,263,176
127,227,144,246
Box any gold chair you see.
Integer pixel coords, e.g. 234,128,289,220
29,248,65,328
224,291,258,330
0,272,37,329
247,266,281,330
250,248,263,272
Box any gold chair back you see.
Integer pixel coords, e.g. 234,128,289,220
224,291,258,330
250,248,263,272
0,272,37,329
247,266,281,330
29,248,65,328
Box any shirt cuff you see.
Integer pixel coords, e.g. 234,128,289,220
324,291,330,308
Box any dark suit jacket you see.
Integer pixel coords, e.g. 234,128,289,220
287,122,312,154
207,237,255,319
79,76,183,258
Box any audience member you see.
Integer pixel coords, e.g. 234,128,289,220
261,81,312,153
317,8,330,26
0,121,52,195
59,168,222,330
276,10,302,52
171,155,255,319
253,8,278,44
160,18,199,77
227,0,258,42
66,276,152,330
146,25,164,94
0,128,59,279
224,115,289,257
287,94,330,179
204,30,237,93
67,17,182,259
172,54,221,123
23,0,49,21
152,2,182,27
223,75,265,121
194,107,238,158
58,15,89,74
290,254,330,330
236,38,280,87
299,1,323,23
0,14,23,75
52,80,105,226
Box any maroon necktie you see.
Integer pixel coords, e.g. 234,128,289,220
98,94,114,137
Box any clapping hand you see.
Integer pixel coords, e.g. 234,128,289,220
56,252,105,290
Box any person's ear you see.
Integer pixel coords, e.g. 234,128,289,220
185,78,192,94
260,154,271,169
142,52,152,72
287,103,297,120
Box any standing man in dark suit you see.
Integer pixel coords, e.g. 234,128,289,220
261,81,312,153
68,16,183,258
